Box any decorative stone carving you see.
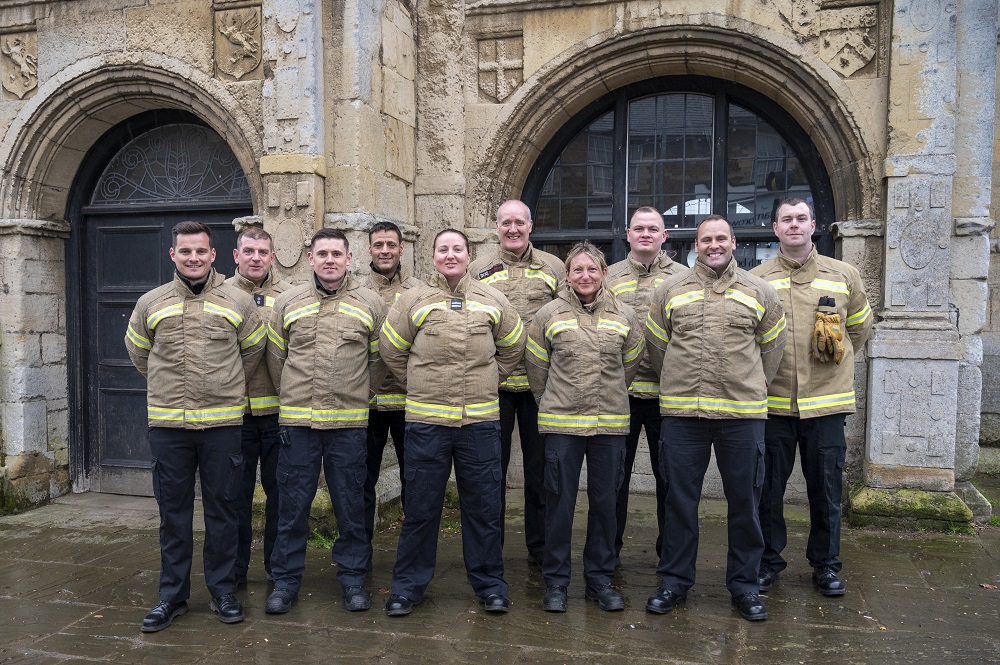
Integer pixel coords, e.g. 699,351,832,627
478,36,523,103
0,32,38,100
818,6,878,78
215,7,263,81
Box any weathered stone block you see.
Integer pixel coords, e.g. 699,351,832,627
382,15,415,80
41,333,66,365
951,279,988,335
2,400,48,455
328,165,377,213
385,116,414,183
864,461,954,492
0,294,60,333
522,5,617,78
953,481,992,521
375,174,409,222
333,100,386,170
951,234,990,280
1,333,41,367
382,68,416,126
849,486,973,529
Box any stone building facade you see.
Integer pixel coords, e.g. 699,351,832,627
0,0,995,524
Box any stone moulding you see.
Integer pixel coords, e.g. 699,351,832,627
469,18,880,232
0,217,69,238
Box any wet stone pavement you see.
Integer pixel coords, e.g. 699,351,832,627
1,489,999,665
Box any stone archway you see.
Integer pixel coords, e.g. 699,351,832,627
468,20,881,232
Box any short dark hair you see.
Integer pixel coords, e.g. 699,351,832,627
697,215,734,238
172,221,213,248
774,198,814,223
433,228,469,249
310,228,349,251
368,221,403,243
236,226,273,249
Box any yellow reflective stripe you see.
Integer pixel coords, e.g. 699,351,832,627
338,302,374,330
659,395,768,414
267,324,288,351
496,317,523,348
545,318,579,341
611,280,637,295
240,323,266,349
480,270,508,285
265,296,275,308
284,302,319,327
382,321,411,351
249,396,280,409
369,338,379,354
500,374,529,388
412,301,448,326
646,314,670,343
798,391,856,411
406,399,463,419
526,336,549,362
375,393,406,407
623,339,644,363
147,303,184,330
665,290,704,318
467,300,501,325
279,406,369,422
525,269,557,292
127,325,152,350
653,277,665,287
148,404,246,422
769,278,791,291
767,396,792,410
811,279,849,295
756,315,786,345
630,380,659,394
597,318,630,337
537,413,631,428
204,301,243,327
725,289,765,320
465,400,500,416
846,302,871,327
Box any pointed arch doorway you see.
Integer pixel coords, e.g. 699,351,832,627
67,110,253,495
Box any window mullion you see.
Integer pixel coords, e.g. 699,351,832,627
712,90,728,218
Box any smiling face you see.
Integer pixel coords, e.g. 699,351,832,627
234,236,274,286
496,200,533,257
308,237,352,291
567,252,606,304
433,231,470,288
695,218,736,277
626,209,668,261
773,201,816,255
170,232,216,283
369,229,404,276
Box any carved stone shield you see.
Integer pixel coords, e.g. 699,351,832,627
215,7,263,81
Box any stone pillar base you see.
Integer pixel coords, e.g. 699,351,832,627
0,452,65,515
849,486,973,531
953,481,993,522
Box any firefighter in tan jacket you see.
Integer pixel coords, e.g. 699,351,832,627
606,206,687,563
125,221,265,632
224,226,292,588
751,199,873,598
263,229,388,616
468,199,564,567
379,229,525,617
644,216,786,623
363,221,424,549
525,242,644,614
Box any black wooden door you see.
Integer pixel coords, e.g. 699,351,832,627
70,115,252,495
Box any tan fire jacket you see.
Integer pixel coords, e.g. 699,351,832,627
469,242,564,392
125,269,266,429
267,274,388,430
751,247,873,418
607,252,687,399
379,271,526,427
525,286,644,436
645,259,786,419
364,265,425,412
225,271,293,416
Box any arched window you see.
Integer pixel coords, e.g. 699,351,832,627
523,77,834,267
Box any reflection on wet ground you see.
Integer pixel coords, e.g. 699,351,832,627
1,487,998,664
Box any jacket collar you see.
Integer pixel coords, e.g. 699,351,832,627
777,246,818,282
313,272,356,297
559,283,609,314
232,270,272,292
174,268,222,297
627,250,674,275
428,270,471,296
693,257,738,293
499,242,535,266
368,262,404,287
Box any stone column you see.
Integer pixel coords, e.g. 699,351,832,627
260,0,327,280
852,0,994,526
0,219,71,513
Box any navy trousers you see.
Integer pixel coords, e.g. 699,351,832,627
390,421,507,600
234,413,280,580
364,408,407,543
616,396,665,559
499,390,546,560
148,425,243,603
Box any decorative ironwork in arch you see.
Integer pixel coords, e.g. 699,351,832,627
90,123,250,205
